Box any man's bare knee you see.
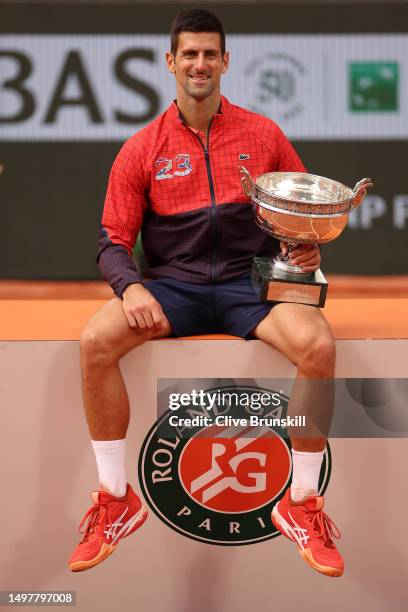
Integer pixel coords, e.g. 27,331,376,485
80,323,117,370
80,312,148,370
298,334,336,377
79,296,172,374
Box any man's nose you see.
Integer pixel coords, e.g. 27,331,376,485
194,53,206,71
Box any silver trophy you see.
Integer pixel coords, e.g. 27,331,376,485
240,167,373,307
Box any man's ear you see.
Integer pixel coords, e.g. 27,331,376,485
166,51,176,74
221,51,230,74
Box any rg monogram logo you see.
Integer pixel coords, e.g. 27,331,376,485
190,441,267,504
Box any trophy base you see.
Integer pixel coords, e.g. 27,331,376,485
252,257,328,308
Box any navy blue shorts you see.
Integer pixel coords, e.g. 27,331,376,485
144,275,275,339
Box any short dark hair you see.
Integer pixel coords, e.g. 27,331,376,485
170,9,226,56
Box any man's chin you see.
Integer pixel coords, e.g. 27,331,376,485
185,85,215,101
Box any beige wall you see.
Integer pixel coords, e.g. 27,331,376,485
0,339,407,611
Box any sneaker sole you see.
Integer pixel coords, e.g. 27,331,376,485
69,542,117,572
271,506,344,578
69,504,148,572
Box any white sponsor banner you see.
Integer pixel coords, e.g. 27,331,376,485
0,34,406,140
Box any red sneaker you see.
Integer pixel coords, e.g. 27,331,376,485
271,489,344,577
69,484,148,572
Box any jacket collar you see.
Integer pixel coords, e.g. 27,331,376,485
167,95,231,129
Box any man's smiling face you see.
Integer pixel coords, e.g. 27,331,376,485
167,31,229,101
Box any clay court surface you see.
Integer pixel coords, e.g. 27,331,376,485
1,276,407,340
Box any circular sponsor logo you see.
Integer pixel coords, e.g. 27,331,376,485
245,52,306,122
139,386,331,545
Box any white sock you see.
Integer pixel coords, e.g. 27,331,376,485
290,449,324,502
91,439,127,498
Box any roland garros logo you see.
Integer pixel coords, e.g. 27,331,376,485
139,386,331,545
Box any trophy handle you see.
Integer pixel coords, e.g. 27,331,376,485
239,165,256,197
351,177,373,209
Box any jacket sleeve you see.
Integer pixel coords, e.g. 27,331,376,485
97,140,148,298
274,126,307,173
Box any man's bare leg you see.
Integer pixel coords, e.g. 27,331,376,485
80,297,172,441
253,302,335,453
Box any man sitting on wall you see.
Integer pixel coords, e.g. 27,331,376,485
69,9,342,578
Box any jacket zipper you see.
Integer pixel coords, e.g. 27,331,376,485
186,118,217,281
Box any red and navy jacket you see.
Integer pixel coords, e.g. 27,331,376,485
97,96,306,297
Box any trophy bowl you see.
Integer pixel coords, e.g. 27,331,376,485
240,166,373,307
